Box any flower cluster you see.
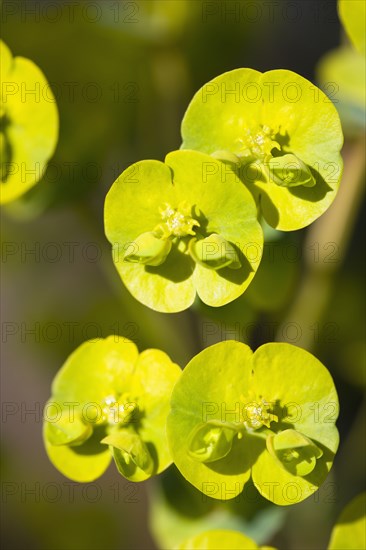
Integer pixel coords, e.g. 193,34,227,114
43,336,181,482
181,68,343,230
104,150,263,312
167,341,339,505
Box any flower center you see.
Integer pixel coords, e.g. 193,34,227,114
241,397,278,430
236,125,281,162
101,394,138,426
156,201,200,238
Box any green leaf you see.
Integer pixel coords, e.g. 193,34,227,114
338,0,366,56
188,421,238,463
0,40,58,203
102,430,154,482
105,150,263,312
328,492,366,549
181,68,343,230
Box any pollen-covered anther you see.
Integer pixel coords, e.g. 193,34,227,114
236,125,281,162
102,395,137,425
158,201,200,238
243,400,278,430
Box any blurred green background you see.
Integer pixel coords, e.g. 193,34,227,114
1,1,365,549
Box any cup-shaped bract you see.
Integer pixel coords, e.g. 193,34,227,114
181,68,343,231
328,492,366,550
104,150,263,312
43,336,181,482
0,40,58,203
317,46,366,136
179,529,276,550
338,0,366,56
167,341,339,505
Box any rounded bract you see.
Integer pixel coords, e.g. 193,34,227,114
338,0,366,56
179,529,275,550
181,68,343,230
0,40,58,203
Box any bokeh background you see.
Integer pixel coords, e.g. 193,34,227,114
1,1,365,549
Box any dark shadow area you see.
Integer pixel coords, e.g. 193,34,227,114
206,432,264,476
272,131,291,151
304,440,336,488
0,114,13,182
145,243,195,283
192,204,209,237
216,242,254,285
289,165,333,201
71,425,108,456
160,464,216,518
270,144,334,201
145,440,159,476
256,192,280,229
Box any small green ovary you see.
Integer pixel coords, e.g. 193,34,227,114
101,429,154,479
189,233,242,271
123,201,201,268
267,429,323,477
188,421,237,463
123,232,172,267
45,408,93,447
268,154,316,188
235,125,315,189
